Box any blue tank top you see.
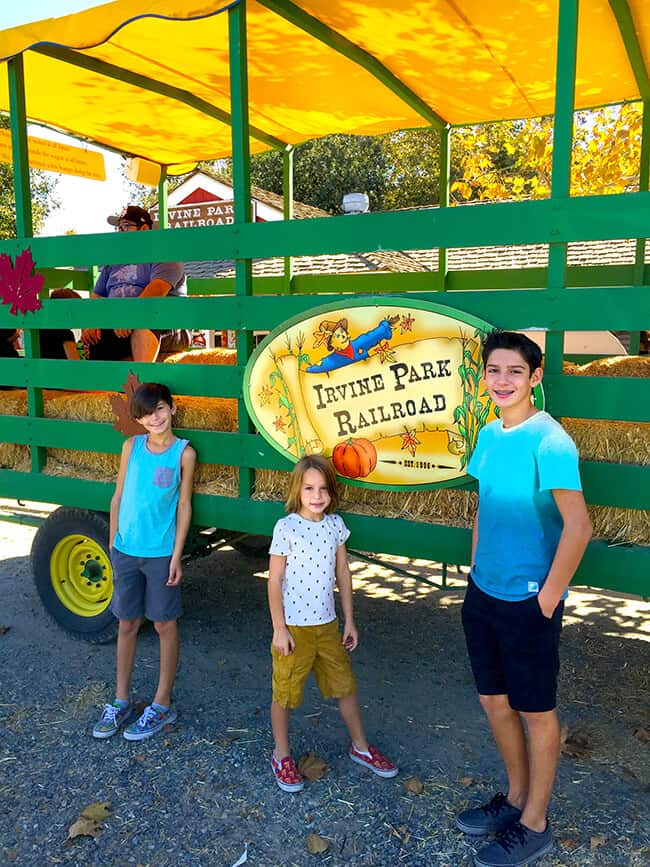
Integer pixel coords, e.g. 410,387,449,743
113,435,189,558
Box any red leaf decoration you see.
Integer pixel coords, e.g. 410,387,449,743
0,248,44,315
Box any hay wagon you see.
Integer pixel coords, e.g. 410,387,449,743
0,0,649,642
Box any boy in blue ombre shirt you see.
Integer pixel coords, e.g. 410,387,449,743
456,331,592,867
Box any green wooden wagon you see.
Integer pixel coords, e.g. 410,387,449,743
0,0,649,641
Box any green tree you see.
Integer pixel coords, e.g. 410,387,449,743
0,118,59,239
380,128,442,209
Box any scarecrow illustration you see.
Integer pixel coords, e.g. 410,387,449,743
306,314,400,374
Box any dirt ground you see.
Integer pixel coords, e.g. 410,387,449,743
0,503,649,866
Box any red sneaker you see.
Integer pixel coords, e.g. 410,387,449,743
349,743,398,778
271,753,304,792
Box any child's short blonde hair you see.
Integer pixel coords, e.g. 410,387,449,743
285,455,339,514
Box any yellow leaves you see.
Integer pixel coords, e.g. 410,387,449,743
450,180,473,200
67,802,111,840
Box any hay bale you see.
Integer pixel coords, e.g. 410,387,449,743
574,355,650,377
163,348,237,365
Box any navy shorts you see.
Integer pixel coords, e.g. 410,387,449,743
461,577,564,713
110,548,182,622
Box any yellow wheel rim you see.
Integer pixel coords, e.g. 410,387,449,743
50,534,112,617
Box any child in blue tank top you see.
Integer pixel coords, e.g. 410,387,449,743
92,382,196,741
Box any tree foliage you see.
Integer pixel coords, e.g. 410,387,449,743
451,103,643,202
0,118,59,239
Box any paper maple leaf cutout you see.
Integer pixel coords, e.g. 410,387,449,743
109,372,147,436
400,426,421,458
400,313,415,334
0,248,44,315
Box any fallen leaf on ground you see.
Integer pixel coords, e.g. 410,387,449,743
218,734,242,746
298,752,328,781
560,725,591,758
133,754,146,762
458,776,474,788
633,727,650,744
79,802,111,821
590,834,606,851
4,850,17,861
67,802,111,840
403,777,424,795
306,833,329,854
0,626,10,635
560,838,578,850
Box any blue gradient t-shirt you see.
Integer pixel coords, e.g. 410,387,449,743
467,411,582,601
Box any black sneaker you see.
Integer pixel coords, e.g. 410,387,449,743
474,820,553,867
456,792,522,836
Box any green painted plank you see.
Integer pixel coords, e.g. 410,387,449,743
0,471,647,594
2,412,648,508
580,461,650,509
6,192,650,266
608,1,650,101
33,45,285,152
256,0,446,129
4,284,650,334
8,56,32,239
0,357,243,396
545,375,650,421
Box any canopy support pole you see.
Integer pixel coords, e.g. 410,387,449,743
608,1,650,100
437,125,450,291
256,0,447,129
229,0,255,499
545,0,579,382
158,167,169,229
629,100,650,354
8,55,44,471
283,145,294,292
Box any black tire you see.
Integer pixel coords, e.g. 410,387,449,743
31,507,118,643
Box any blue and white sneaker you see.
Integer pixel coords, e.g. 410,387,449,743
92,701,132,739
123,704,177,741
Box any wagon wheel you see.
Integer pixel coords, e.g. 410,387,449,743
31,508,117,643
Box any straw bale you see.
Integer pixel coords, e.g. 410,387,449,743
163,348,237,365
574,355,650,378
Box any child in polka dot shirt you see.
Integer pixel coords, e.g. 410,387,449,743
267,454,398,792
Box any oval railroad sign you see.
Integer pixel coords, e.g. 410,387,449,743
244,298,542,490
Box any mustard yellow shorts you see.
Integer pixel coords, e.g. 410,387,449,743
271,619,357,709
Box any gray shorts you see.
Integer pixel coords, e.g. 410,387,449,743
110,548,182,622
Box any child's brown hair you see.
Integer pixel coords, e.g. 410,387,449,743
285,455,339,514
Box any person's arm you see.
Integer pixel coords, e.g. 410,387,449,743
137,278,174,298
537,489,592,617
471,509,479,568
268,554,294,655
335,543,358,651
109,438,134,549
63,340,80,360
167,445,196,586
138,262,184,298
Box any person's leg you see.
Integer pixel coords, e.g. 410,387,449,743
152,620,179,708
519,709,560,832
479,694,529,809
131,329,160,362
115,617,142,701
271,701,292,759
338,693,369,753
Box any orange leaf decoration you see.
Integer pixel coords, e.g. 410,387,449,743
109,372,147,436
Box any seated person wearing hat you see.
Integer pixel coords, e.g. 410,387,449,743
81,205,191,362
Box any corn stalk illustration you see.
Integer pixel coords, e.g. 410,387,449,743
265,331,311,457
452,327,493,469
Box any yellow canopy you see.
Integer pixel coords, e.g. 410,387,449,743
0,0,648,169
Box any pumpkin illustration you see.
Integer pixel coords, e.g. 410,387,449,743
332,438,377,479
